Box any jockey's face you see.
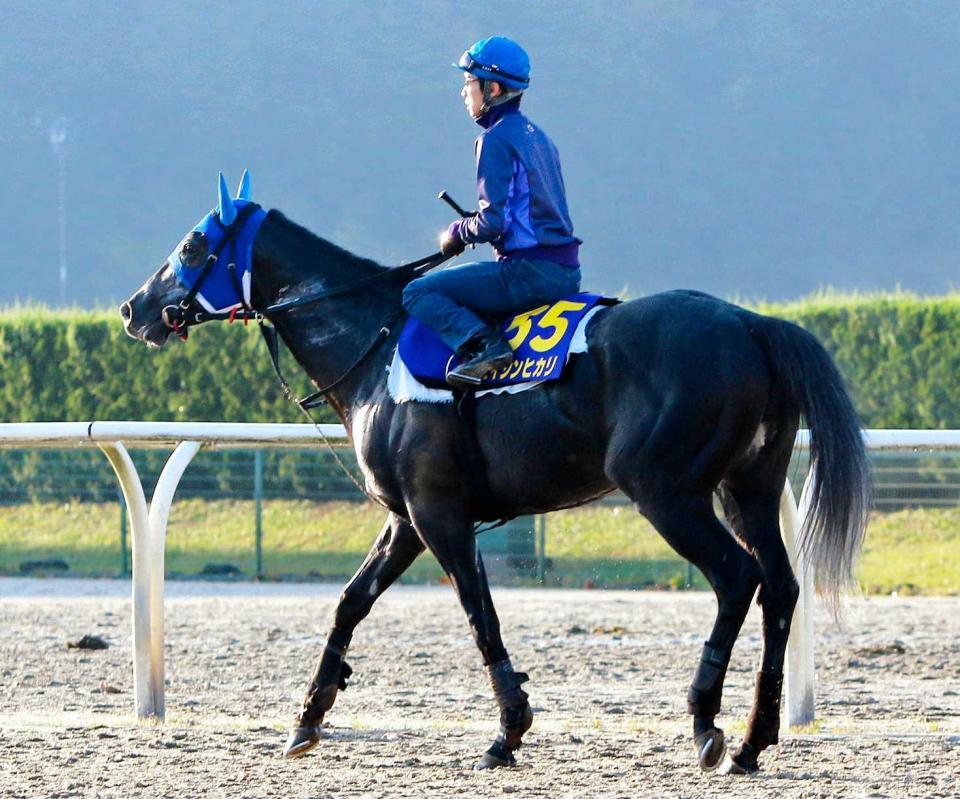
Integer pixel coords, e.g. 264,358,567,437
462,75,483,117
461,75,502,118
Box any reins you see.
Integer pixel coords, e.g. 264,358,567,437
255,255,446,501
162,207,453,498
165,204,450,329
188,251,449,325
249,248,451,409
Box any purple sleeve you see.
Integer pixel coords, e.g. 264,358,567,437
459,133,513,245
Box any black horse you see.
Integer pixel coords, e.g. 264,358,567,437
121,176,870,774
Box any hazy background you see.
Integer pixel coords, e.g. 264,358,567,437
2,0,959,307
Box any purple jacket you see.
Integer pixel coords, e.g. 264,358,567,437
454,98,581,267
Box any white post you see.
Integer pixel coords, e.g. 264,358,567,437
780,476,816,726
0,421,351,723
100,440,202,720
145,441,202,719
99,442,155,718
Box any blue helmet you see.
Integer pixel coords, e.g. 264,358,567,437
455,36,530,91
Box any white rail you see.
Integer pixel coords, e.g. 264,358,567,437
0,422,340,718
3,423,940,727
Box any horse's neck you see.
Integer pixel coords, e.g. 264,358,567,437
251,212,402,420
271,295,400,421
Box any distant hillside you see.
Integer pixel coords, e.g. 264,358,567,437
1,0,958,307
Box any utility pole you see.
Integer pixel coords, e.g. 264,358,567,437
49,119,69,306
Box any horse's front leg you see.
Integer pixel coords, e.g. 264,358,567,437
283,512,424,758
407,500,533,770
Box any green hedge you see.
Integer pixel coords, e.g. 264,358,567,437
0,309,351,502
758,292,960,428
0,307,330,424
2,293,960,429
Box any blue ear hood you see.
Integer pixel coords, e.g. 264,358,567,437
217,172,237,225
171,172,267,313
237,169,252,201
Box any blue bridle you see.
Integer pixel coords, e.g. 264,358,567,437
159,172,459,424
169,171,268,316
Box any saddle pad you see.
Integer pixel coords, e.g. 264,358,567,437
387,303,608,404
398,292,607,389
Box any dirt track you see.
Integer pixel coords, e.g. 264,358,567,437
1,579,958,798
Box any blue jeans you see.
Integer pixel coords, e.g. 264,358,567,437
402,258,582,351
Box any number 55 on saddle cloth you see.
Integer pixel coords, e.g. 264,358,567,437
389,293,616,402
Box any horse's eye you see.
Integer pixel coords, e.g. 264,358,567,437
179,232,207,268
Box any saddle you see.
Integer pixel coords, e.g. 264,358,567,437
398,293,613,390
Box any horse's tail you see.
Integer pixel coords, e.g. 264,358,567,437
743,311,871,609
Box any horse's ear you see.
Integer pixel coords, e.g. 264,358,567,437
236,170,252,201
217,172,237,225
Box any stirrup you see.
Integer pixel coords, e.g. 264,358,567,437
446,340,514,388
446,354,513,388
447,370,485,388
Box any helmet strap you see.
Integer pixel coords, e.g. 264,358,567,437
476,80,522,118
478,79,494,117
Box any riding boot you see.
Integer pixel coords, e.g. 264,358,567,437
447,330,514,388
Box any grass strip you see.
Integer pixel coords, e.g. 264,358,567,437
0,500,957,594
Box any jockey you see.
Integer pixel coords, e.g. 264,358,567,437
402,35,582,388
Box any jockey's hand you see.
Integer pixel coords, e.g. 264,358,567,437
440,221,466,257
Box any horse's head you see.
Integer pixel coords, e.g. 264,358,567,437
121,171,267,347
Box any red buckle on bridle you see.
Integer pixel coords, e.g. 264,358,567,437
227,306,251,326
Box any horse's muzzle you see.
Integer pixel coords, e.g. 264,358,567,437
119,299,173,347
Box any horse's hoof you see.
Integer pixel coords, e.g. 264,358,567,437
474,743,517,770
694,727,726,772
282,725,321,758
722,743,760,775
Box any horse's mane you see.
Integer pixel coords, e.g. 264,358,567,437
265,209,386,277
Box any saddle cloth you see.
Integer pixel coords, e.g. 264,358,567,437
389,293,612,402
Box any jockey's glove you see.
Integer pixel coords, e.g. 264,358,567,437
440,221,466,257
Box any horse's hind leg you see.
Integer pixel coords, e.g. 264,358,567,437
609,465,761,772
283,512,424,758
652,495,761,770
721,484,799,774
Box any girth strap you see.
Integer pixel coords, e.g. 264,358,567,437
453,389,511,533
